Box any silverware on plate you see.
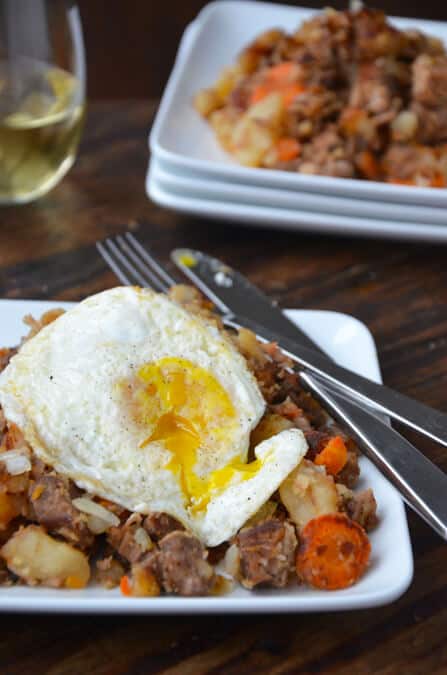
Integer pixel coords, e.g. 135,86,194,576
96,233,447,539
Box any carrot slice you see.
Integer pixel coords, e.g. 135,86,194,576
296,513,371,590
314,436,348,475
120,575,132,596
249,62,305,107
356,151,380,180
276,137,301,162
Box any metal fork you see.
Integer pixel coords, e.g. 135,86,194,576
96,232,447,540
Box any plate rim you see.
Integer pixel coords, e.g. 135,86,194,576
0,299,413,613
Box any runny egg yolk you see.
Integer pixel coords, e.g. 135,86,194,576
136,357,263,511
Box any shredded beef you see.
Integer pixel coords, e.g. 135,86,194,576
237,519,297,589
336,447,360,488
337,485,378,531
107,514,149,563
95,555,125,589
143,512,184,541
29,474,93,549
153,531,215,596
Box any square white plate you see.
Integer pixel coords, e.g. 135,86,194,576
147,163,447,243
150,0,447,208
0,299,413,613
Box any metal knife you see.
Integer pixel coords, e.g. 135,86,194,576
172,248,447,538
171,248,447,448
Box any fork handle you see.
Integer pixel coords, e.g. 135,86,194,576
300,372,447,539
230,314,447,448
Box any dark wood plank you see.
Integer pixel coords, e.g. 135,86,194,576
1,101,447,674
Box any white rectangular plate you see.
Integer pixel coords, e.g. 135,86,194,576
0,299,413,613
147,163,447,242
150,0,447,208
152,156,447,226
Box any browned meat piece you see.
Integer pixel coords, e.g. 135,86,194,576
352,9,408,61
304,430,331,460
236,519,297,589
337,485,378,531
298,125,356,178
401,30,445,61
349,60,410,117
383,143,444,185
0,348,16,374
29,474,93,549
271,397,312,432
292,9,353,88
412,103,447,144
143,512,184,540
154,531,214,596
286,87,344,141
107,514,152,563
95,555,125,589
413,54,447,106
336,447,360,488
0,409,6,439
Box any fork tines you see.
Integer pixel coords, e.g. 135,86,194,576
96,232,176,293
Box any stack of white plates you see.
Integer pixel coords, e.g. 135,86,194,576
147,1,447,242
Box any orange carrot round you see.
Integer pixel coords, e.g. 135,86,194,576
276,137,301,162
120,575,132,596
314,436,348,475
296,513,371,590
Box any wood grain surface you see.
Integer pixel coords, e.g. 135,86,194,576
1,101,447,674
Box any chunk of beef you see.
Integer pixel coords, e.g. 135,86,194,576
337,485,378,531
286,87,344,141
154,531,214,596
349,60,410,117
304,430,331,460
352,9,408,61
336,447,360,488
299,125,356,178
412,102,447,144
413,54,447,106
95,555,125,589
383,143,443,184
107,514,151,564
29,474,93,549
143,512,184,540
236,519,297,589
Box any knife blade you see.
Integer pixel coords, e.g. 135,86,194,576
171,248,324,355
171,248,447,448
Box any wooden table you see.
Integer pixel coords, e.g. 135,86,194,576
1,101,447,674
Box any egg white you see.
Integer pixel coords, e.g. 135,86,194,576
0,287,306,545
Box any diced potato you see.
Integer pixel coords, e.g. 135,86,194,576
280,459,339,530
127,563,160,597
194,88,221,118
214,66,239,101
1,525,90,588
210,107,241,151
231,93,284,166
251,413,294,448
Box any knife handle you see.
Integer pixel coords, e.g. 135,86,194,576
232,314,447,448
300,372,447,540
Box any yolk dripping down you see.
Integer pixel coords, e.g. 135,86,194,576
137,357,263,511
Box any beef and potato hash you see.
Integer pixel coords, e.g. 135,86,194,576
195,7,447,187
0,288,377,597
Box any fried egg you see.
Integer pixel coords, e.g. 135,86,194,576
0,287,307,545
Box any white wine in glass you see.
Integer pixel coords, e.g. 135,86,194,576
0,0,86,204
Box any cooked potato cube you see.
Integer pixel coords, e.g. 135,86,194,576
280,459,339,530
1,525,90,588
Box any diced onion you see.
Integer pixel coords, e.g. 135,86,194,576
134,527,153,552
0,451,31,475
223,544,240,579
72,497,120,532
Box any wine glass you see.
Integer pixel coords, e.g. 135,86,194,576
0,0,86,204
